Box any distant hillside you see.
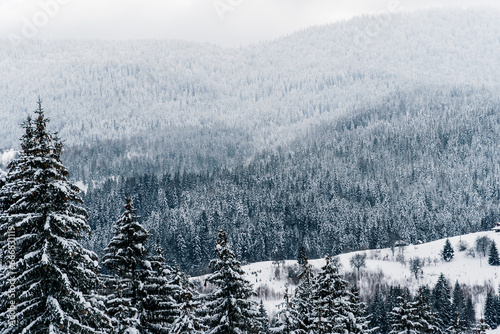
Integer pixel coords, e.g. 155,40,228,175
0,10,499,178
200,231,500,323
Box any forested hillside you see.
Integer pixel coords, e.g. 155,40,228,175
1,10,499,275
83,87,500,274
1,10,499,179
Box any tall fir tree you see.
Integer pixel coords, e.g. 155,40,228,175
204,230,260,334
169,266,206,334
0,101,110,333
464,297,476,330
389,294,419,334
347,285,371,334
413,286,442,333
451,281,467,332
141,245,174,333
258,300,270,334
271,285,303,334
368,289,389,334
483,291,497,329
441,239,454,262
292,256,315,333
488,241,500,266
432,273,452,330
102,196,151,333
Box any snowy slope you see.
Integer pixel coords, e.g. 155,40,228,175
193,231,500,321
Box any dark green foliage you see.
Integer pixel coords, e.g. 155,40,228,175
483,291,497,329
413,286,442,333
102,196,151,332
141,245,175,333
451,281,468,332
488,241,500,266
271,285,303,334
389,294,419,334
432,274,452,330
0,101,110,333
368,290,390,334
464,297,476,329
292,257,315,333
204,230,260,334
441,239,454,262
259,300,270,334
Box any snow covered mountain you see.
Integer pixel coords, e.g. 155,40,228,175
0,10,499,178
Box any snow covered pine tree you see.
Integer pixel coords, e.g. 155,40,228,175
0,100,110,333
204,230,260,334
102,196,150,333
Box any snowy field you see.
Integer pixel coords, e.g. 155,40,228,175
196,230,500,324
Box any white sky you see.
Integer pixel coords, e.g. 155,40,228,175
1,0,499,47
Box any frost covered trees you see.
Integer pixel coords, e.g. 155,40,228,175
312,255,370,334
271,285,302,334
0,101,110,333
102,196,151,333
292,256,315,333
441,239,454,262
488,241,500,266
203,230,260,334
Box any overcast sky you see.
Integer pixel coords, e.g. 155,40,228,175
1,0,499,46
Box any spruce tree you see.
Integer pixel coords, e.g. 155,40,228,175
141,245,174,333
0,101,110,333
432,273,452,330
258,300,270,334
413,286,441,333
271,285,303,334
441,239,454,262
464,297,476,330
311,254,370,334
368,290,389,334
488,241,500,266
483,291,497,329
389,294,419,334
451,281,467,331
347,285,371,334
169,267,206,334
102,196,151,333
204,230,260,334
292,256,315,333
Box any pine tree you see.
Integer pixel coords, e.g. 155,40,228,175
488,241,500,266
170,267,206,334
292,256,315,333
102,196,151,333
368,290,389,334
432,273,452,330
347,285,371,334
204,230,260,334
441,239,454,262
311,254,369,334
258,300,270,334
451,281,467,331
389,294,419,334
483,291,497,329
0,101,110,333
271,285,303,334
413,286,442,333
464,297,476,330
141,245,174,333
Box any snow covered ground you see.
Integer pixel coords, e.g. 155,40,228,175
195,231,500,323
